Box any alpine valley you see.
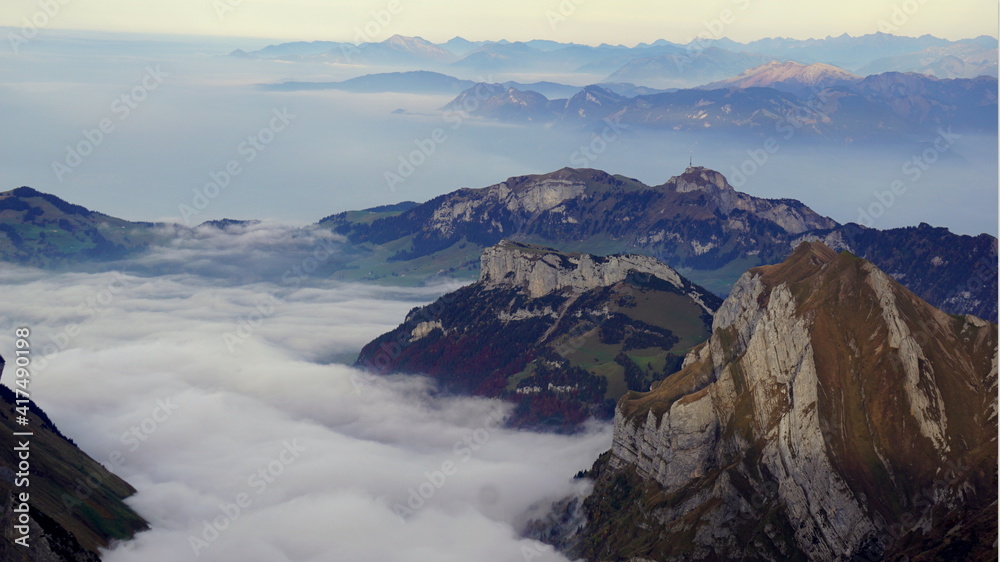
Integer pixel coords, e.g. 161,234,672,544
1,166,996,562
4,19,999,562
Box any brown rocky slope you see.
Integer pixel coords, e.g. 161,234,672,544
575,241,997,561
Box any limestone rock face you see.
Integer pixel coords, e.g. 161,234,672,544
480,240,690,300
580,242,998,561
428,171,589,236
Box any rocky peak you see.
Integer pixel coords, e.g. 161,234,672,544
583,241,998,561
664,166,734,195
480,240,702,303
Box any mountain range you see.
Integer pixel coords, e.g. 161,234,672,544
441,70,997,138
352,234,998,559
324,166,997,321
0,164,994,323
234,33,998,83
0,165,994,322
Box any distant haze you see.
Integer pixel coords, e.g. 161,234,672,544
0,0,996,44
1,31,996,235
0,248,609,561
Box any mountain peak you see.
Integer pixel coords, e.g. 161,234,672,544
665,166,734,194
385,34,426,45
702,60,861,91
754,240,842,285
586,239,998,561
357,242,722,429
2,186,95,217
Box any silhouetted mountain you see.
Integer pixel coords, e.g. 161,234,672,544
333,34,455,65
707,32,954,70
264,71,476,95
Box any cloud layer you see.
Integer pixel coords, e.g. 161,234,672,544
0,249,610,561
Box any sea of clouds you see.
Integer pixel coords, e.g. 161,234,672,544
0,229,611,562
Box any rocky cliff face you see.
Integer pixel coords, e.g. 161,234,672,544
355,241,722,430
576,242,997,561
479,241,714,315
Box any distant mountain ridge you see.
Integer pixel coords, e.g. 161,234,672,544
234,32,998,82
261,70,663,99
859,41,999,79
603,47,777,89
440,71,997,138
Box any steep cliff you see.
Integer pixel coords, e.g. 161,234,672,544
355,241,722,430
576,242,997,560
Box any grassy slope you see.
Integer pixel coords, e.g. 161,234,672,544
0,386,146,557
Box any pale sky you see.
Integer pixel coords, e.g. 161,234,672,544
2,0,997,45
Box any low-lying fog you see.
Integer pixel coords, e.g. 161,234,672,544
0,232,610,561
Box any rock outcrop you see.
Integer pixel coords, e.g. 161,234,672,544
355,241,722,430
479,241,716,315
576,242,997,561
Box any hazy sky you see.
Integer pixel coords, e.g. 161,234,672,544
3,0,997,45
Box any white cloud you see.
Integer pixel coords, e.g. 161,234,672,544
0,257,610,562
